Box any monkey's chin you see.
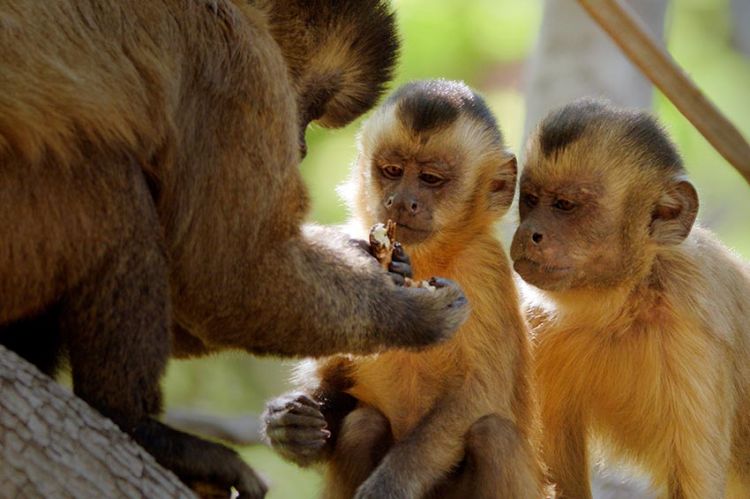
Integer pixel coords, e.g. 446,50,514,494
513,258,573,291
394,223,431,245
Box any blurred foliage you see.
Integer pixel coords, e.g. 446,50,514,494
164,1,750,497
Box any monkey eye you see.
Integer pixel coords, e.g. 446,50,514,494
523,193,539,208
381,164,403,179
553,198,576,211
419,172,445,186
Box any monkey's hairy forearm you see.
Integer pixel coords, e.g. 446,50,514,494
359,395,475,498
542,420,590,499
175,225,456,357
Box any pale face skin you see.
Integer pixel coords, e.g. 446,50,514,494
510,171,635,292
369,150,456,245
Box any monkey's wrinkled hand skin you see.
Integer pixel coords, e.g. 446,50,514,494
348,239,413,286
387,242,412,286
262,392,329,467
346,235,469,349
392,276,470,349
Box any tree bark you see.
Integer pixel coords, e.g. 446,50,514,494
0,345,195,499
523,0,668,141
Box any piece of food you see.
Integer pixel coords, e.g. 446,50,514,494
369,220,397,270
369,220,436,291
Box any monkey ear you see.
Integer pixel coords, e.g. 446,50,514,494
488,153,518,210
649,178,698,245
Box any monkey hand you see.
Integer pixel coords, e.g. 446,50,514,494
387,242,413,286
349,238,413,286
262,392,330,467
387,277,470,350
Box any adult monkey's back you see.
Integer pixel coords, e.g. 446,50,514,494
0,1,469,497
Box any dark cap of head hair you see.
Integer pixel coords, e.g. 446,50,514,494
538,98,682,172
389,80,501,141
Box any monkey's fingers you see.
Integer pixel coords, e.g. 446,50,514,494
388,271,405,286
387,243,413,286
266,426,330,447
427,277,453,290
272,412,327,429
281,403,325,420
233,465,268,499
391,242,411,265
190,481,232,499
397,277,470,347
389,261,413,279
289,392,321,409
265,392,321,416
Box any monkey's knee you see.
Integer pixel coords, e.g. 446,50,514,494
465,413,518,456
462,414,541,496
325,406,393,499
337,406,392,461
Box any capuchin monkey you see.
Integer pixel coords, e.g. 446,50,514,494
264,80,544,499
0,2,469,497
511,99,750,498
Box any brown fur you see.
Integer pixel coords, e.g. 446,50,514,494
0,2,471,496
512,99,750,498
268,80,543,498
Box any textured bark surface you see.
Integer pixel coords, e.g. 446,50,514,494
0,345,195,499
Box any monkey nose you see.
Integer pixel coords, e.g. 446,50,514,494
385,195,395,208
531,232,543,244
409,201,419,214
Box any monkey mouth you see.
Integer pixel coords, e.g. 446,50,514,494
513,257,572,281
393,222,431,243
395,222,429,233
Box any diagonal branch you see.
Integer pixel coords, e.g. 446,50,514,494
578,0,750,185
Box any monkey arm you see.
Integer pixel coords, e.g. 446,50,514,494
352,392,479,499
262,388,357,467
263,391,332,467
264,355,360,466
175,224,468,358
540,408,591,499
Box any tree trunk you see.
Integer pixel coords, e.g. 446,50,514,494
523,0,668,141
0,345,195,499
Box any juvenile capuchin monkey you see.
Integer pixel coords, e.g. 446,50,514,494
511,99,750,498
263,80,544,499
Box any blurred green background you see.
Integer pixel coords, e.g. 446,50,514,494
164,1,750,497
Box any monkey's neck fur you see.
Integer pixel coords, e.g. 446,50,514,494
350,219,532,441
538,241,699,333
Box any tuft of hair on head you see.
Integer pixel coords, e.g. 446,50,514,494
265,0,400,129
536,98,683,174
387,79,502,142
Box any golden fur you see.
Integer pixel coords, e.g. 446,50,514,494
296,80,543,498
513,100,750,498
1,1,465,495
